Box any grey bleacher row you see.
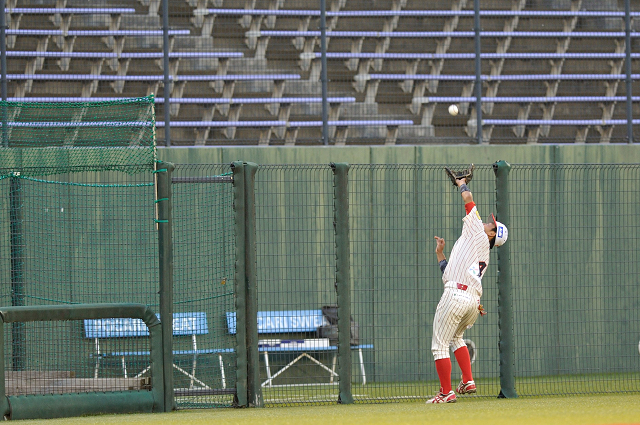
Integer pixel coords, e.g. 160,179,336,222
7,30,190,36
250,30,640,38
203,4,637,143
0,118,413,146
5,4,638,144
5,7,136,14
200,8,640,17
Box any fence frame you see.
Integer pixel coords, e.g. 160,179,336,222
0,303,164,420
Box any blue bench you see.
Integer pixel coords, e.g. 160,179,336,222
226,310,373,387
84,312,233,390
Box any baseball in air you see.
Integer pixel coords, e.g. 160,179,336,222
448,104,459,116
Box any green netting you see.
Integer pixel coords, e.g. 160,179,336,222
0,170,159,396
0,96,156,175
171,164,237,408
0,172,158,307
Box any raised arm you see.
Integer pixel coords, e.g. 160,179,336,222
434,236,447,274
456,178,473,204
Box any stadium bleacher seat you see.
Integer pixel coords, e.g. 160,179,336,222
156,119,413,146
7,96,356,105
6,95,356,131
353,73,638,103
5,4,638,145
198,8,640,18
7,51,244,58
7,29,191,36
247,30,636,40
301,52,640,60
8,72,300,101
4,7,136,48
8,50,245,94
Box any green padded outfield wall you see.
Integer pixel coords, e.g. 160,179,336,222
156,145,640,166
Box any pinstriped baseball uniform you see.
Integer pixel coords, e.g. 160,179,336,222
432,203,490,360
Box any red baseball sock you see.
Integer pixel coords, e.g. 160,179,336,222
454,346,473,383
434,358,452,393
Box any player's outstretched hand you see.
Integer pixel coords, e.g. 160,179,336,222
434,236,445,254
444,164,474,187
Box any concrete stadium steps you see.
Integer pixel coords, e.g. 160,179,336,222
487,102,612,120
486,123,632,144
6,0,638,144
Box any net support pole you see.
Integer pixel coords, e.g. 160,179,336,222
0,312,6,418
320,0,329,145
9,175,25,372
0,0,7,146
624,0,633,143
232,162,247,407
244,162,261,407
474,0,483,144
494,160,517,398
155,161,175,411
332,162,353,404
161,0,171,147
232,161,262,407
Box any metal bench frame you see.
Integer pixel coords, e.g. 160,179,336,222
84,312,232,390
226,310,374,388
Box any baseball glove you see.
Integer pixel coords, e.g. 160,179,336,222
444,164,474,186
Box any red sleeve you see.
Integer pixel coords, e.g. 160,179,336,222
465,202,476,215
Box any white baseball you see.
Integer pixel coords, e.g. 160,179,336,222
448,104,459,116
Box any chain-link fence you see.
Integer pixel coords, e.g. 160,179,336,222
171,163,237,408
348,164,500,402
1,161,639,415
0,170,159,398
228,163,640,405
254,165,339,405
509,164,640,395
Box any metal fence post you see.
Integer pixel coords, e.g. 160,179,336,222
244,162,261,407
474,0,483,144
231,162,248,407
9,175,25,371
624,0,633,143
161,0,171,147
155,161,175,411
1,0,8,146
494,160,517,398
320,0,329,145
232,162,261,407
332,162,353,404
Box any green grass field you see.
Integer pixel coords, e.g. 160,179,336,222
174,373,640,408
14,394,640,425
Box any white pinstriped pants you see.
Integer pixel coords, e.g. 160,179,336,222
431,282,480,360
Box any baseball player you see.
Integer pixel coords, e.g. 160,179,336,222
426,174,508,404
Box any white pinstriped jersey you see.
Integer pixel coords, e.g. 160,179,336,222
442,204,490,297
